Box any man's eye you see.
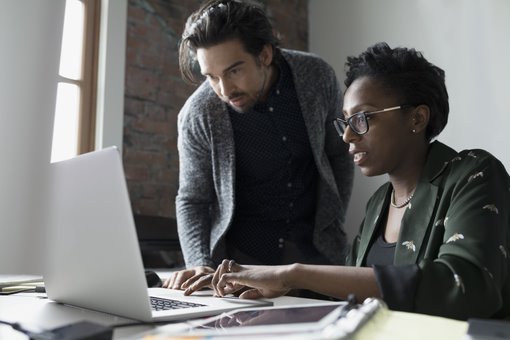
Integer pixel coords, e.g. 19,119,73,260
229,68,241,76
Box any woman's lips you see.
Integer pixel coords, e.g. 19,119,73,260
353,151,367,164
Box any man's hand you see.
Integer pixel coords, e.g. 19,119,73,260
162,266,215,291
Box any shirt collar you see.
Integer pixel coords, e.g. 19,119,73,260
421,140,458,182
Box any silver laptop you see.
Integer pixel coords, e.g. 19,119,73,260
44,147,271,322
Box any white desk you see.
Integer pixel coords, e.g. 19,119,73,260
0,270,469,339
0,292,470,340
0,292,336,339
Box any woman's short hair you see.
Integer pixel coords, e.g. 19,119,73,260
179,0,281,84
345,42,449,141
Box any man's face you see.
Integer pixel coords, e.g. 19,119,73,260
197,39,272,113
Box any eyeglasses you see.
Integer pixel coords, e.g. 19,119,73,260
333,105,411,136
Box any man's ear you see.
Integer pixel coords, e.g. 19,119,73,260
258,44,273,66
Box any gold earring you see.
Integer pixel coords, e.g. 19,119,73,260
412,129,416,133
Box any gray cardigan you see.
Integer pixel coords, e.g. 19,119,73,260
176,49,354,267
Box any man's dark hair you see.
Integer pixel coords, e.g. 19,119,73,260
344,42,449,141
179,0,281,84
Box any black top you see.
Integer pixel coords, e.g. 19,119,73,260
365,232,396,266
226,59,321,265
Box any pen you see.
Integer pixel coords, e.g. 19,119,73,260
0,282,45,294
0,285,36,294
220,296,273,306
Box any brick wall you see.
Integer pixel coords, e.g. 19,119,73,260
124,0,308,220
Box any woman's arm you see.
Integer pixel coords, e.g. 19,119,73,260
212,261,381,301
286,264,380,300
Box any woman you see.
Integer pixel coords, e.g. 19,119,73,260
185,42,510,320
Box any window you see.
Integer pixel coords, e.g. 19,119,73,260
51,0,100,162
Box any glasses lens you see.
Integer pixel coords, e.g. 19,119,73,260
350,113,368,134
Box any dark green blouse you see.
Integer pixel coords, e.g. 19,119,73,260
347,141,510,320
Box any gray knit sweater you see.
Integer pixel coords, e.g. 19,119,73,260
176,49,354,267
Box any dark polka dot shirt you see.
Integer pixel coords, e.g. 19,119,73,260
226,59,322,265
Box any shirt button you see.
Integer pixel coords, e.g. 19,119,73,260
276,89,280,95
282,136,287,142
269,107,274,112
289,202,294,208
287,182,292,188
279,238,284,243
285,219,290,224
278,244,284,248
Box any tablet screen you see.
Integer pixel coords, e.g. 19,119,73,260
194,304,340,329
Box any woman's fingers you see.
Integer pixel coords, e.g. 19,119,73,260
216,271,245,297
213,259,242,296
238,288,264,299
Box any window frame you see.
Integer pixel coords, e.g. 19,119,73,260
78,0,101,154
55,0,101,160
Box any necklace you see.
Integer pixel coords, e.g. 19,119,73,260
391,189,414,208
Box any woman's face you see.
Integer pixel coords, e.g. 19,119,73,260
342,76,416,177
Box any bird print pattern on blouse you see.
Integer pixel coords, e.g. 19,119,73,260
430,150,506,296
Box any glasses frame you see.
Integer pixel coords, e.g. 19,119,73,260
334,105,412,136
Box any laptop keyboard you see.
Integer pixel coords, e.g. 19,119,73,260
150,296,206,311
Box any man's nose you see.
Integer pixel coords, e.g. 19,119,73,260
218,78,234,98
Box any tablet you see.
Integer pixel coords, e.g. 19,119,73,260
179,302,346,336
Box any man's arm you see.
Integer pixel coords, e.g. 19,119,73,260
324,68,354,224
175,100,216,268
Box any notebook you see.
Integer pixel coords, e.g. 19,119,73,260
136,297,387,339
44,147,271,322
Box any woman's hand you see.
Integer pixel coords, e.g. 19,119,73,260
211,259,292,299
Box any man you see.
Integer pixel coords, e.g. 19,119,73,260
164,0,353,291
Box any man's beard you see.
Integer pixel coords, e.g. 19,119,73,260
226,94,254,113
227,69,267,114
